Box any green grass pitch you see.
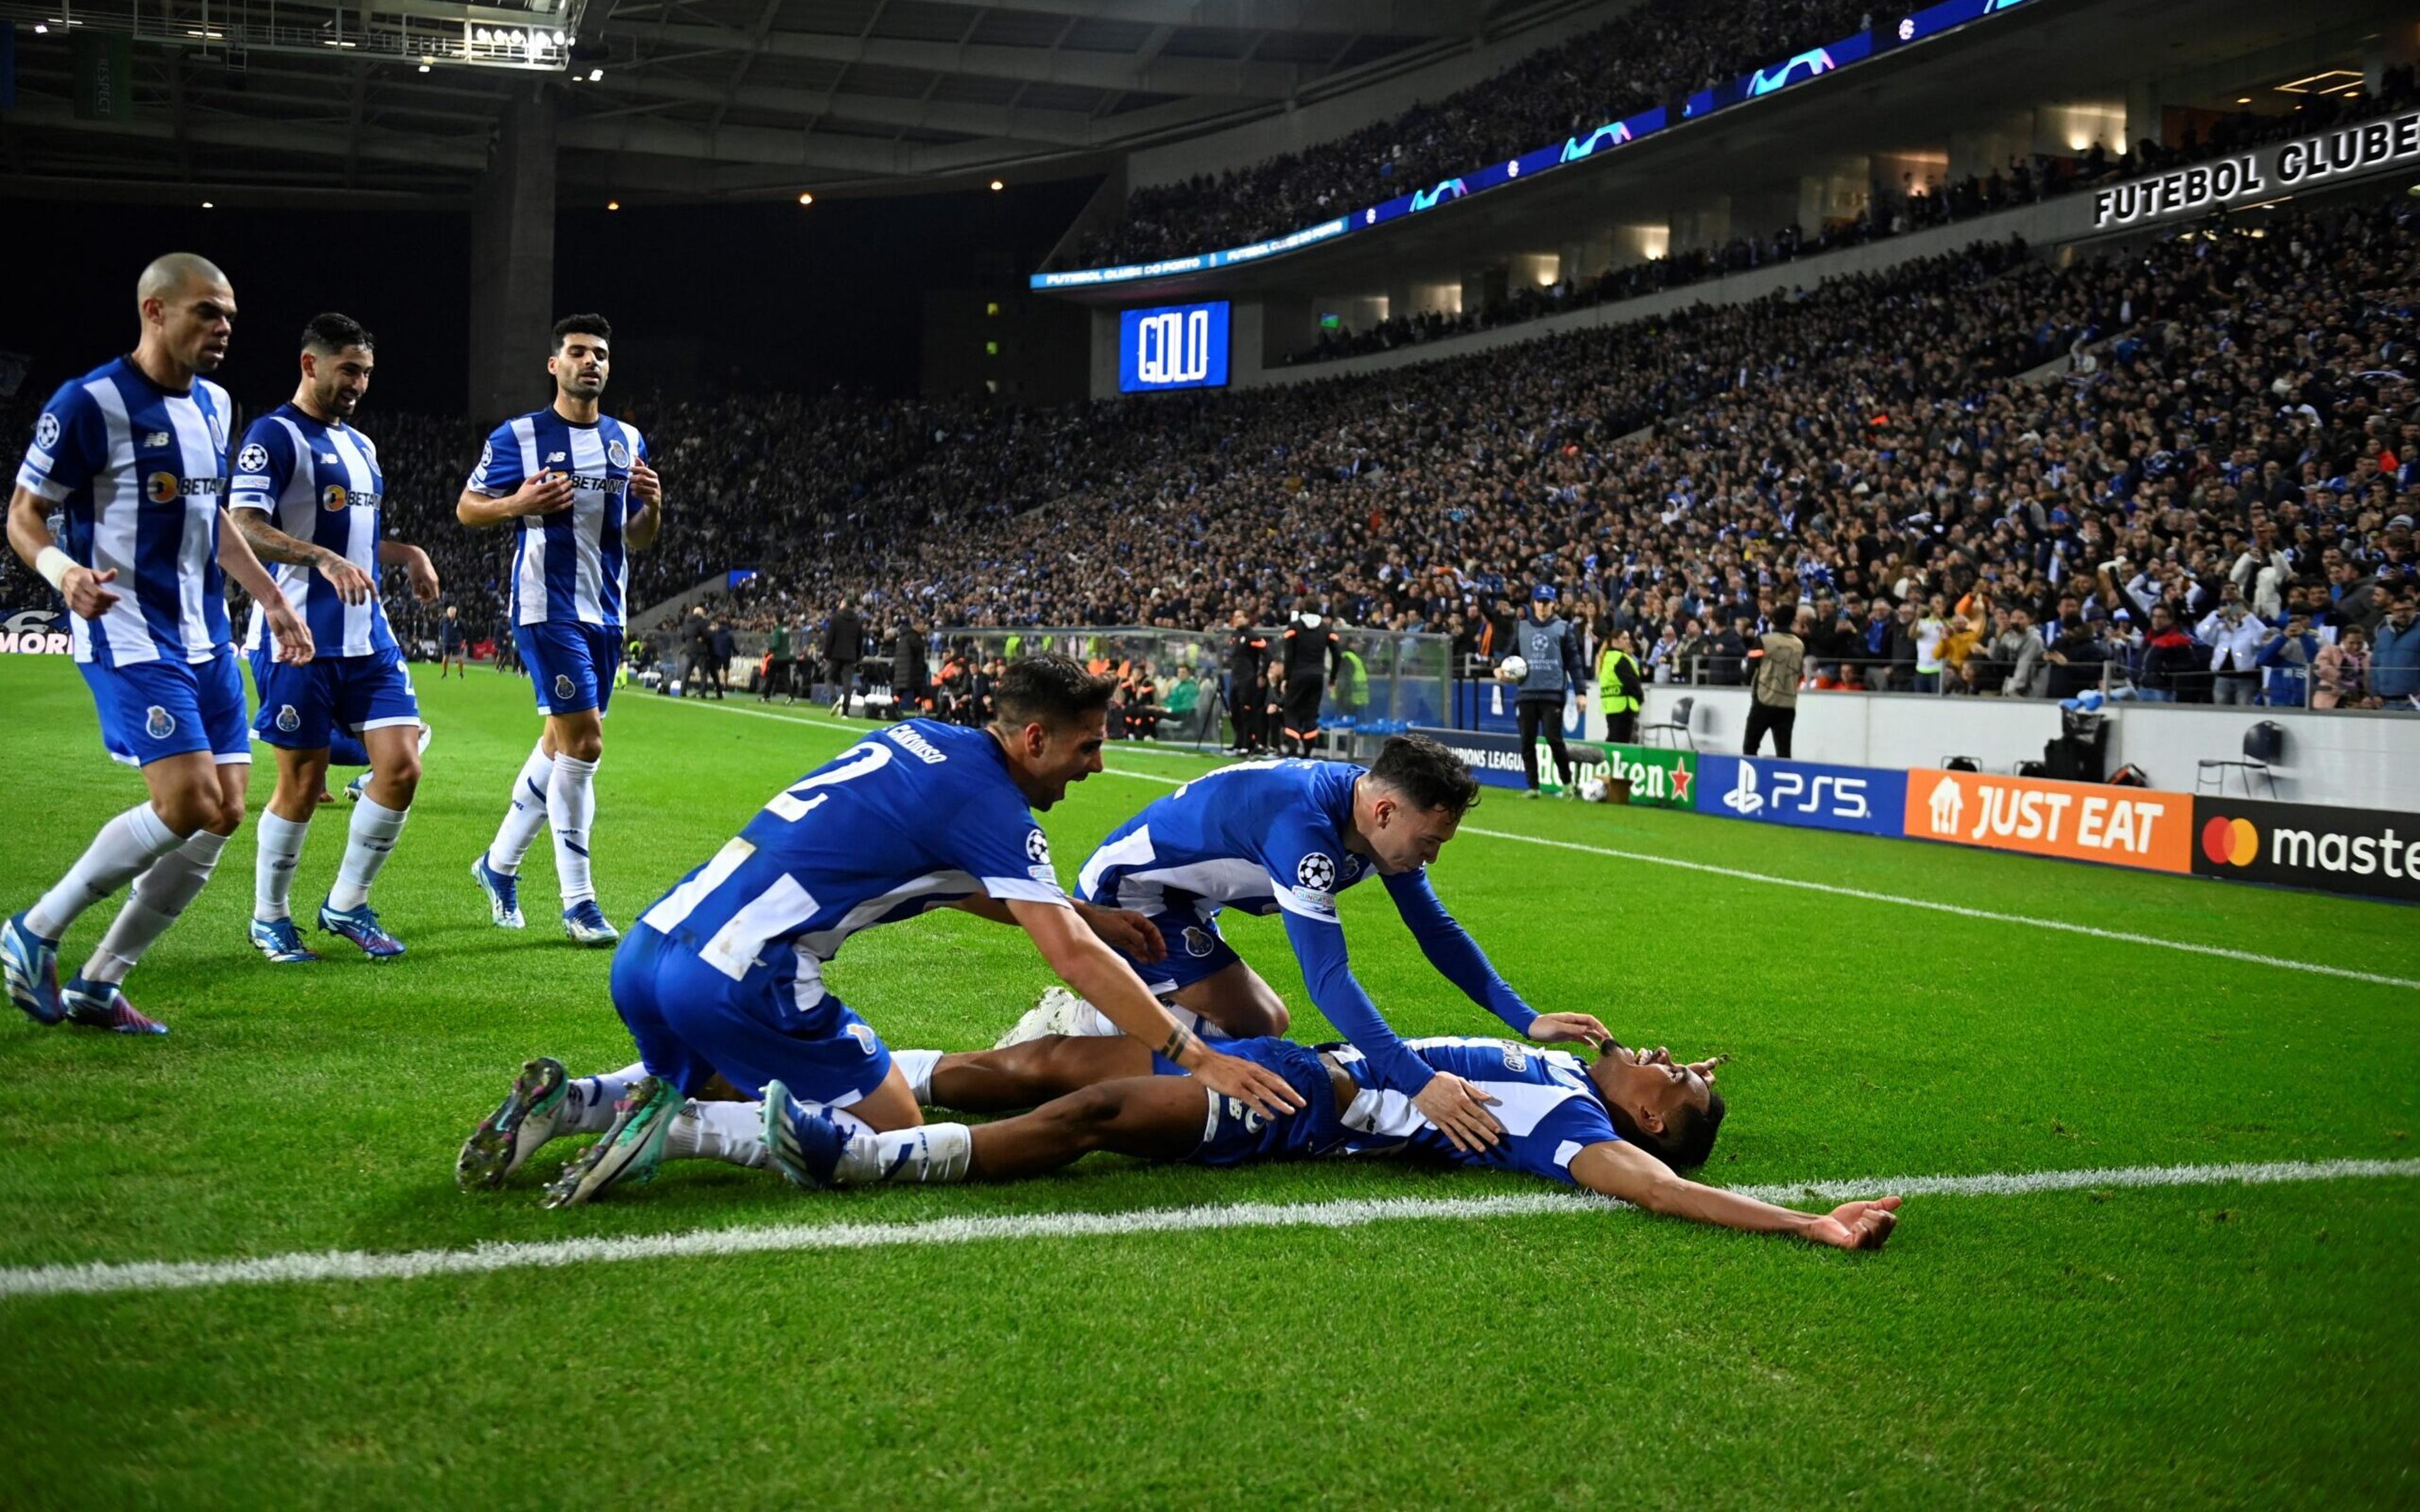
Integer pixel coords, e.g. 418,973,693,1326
1,656,2414,1509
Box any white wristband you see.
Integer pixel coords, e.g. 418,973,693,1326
34,545,76,592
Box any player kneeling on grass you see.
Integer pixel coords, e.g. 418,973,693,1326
763,1032,1899,1251
455,653,1303,1207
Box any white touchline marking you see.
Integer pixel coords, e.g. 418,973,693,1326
3,1158,2412,1301
1452,825,2420,991
657,699,2419,991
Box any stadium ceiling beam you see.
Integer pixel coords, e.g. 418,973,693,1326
0,96,491,170
924,0,1484,32
581,71,1100,146
596,23,1313,99
556,114,1044,173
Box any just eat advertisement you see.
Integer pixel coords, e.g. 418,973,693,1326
1901,769,2192,874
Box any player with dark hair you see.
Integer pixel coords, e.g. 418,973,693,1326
1277,597,1343,757
1000,733,1606,1155
748,1031,1889,1250
455,653,1305,1208
4,253,313,1034
460,313,662,947
227,313,442,964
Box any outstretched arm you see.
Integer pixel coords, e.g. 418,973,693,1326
1279,907,1504,1152
1569,1140,1901,1250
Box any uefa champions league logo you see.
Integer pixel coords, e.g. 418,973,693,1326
1296,853,1336,891
237,443,269,475
144,706,176,740
35,413,61,451
1025,829,1051,866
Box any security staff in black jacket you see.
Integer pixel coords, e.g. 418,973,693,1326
1223,610,1270,754
1511,584,1587,798
1276,598,1343,757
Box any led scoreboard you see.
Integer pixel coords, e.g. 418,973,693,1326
1118,301,1231,392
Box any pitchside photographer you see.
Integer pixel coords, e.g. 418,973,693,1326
1509,584,1586,799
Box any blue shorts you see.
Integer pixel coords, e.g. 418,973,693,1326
251,644,420,752
81,648,251,768
517,621,622,716
1151,1035,1345,1167
609,924,892,1106
1106,902,1242,998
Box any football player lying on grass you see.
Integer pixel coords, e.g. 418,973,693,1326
758,1031,1899,1251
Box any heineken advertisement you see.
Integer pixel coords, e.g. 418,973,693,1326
1594,742,1697,810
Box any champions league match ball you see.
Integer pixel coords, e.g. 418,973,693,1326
1495,655,1528,682
1578,776,1608,803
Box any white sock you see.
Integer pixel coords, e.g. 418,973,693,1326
894,1048,942,1104
25,801,183,940
82,828,229,985
327,797,406,912
828,1111,973,1185
565,1062,646,1133
253,810,311,922
547,755,599,905
485,739,554,876
1070,1002,1121,1038
666,1100,768,1168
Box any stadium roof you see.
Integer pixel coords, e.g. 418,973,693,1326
0,0,1589,205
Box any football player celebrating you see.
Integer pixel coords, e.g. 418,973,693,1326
1001,735,1606,1154
767,1033,1898,1249
455,655,1305,1206
229,313,441,963
459,314,660,946
3,253,313,1033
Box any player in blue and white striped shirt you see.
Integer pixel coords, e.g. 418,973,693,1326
764,1032,1900,1249
457,313,662,947
3,253,314,1034
227,313,444,965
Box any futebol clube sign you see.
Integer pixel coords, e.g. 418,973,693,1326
2090,108,2420,230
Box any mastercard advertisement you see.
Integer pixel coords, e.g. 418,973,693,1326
2187,797,2420,903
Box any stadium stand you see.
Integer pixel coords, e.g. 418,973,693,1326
6,190,2414,709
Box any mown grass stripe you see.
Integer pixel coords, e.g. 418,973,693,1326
5,1157,2412,1301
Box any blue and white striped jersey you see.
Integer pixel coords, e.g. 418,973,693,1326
1078,760,1538,1097
230,404,393,660
1332,1036,1622,1185
637,721,1068,1016
15,357,233,667
466,408,648,628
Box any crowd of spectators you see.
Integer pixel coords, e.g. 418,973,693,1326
1074,0,1877,268
8,186,2418,719
1288,69,2420,365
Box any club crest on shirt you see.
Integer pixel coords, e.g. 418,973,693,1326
208,413,226,449
1025,828,1051,866
34,413,59,450
1181,926,1216,959
846,1022,880,1055
144,706,176,740
606,439,631,469
236,442,269,475
1295,852,1336,891
275,704,301,733
553,673,576,702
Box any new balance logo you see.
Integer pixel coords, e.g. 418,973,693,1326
143,431,170,449
545,451,567,464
